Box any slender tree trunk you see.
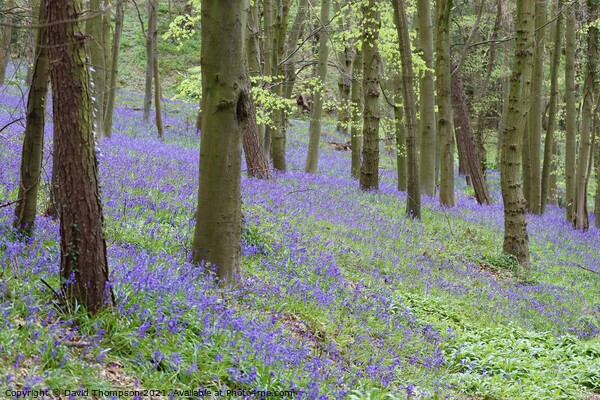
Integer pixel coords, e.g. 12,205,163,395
151,3,164,140
359,0,380,191
143,0,154,123
243,81,272,179
0,0,15,85
452,71,493,205
14,0,49,235
574,0,597,230
245,0,265,147
350,46,363,179
305,0,331,173
500,0,534,269
416,0,436,197
393,74,407,191
528,0,547,214
565,4,577,222
334,0,352,134
436,0,455,207
104,0,124,138
262,0,275,157
392,0,421,219
193,0,246,283
270,0,291,171
102,0,112,118
541,0,562,213
85,0,106,137
47,0,114,313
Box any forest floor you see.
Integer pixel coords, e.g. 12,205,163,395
1,83,600,399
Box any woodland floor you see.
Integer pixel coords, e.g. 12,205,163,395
0,80,600,399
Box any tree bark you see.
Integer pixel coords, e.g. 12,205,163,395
151,1,164,140
350,46,363,179
305,0,331,173
541,0,562,213
565,3,577,222
143,0,154,123
416,0,436,197
574,0,597,231
47,0,114,313
193,0,246,283
85,0,106,137
500,0,534,269
435,0,455,207
359,0,380,191
452,71,492,205
334,0,352,134
528,0,547,214
392,0,421,219
0,0,15,85
14,0,49,235
393,74,407,191
104,0,125,138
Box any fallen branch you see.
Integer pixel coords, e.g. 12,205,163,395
576,263,600,276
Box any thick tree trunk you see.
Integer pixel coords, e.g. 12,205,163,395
574,0,597,231
193,0,246,283
565,4,577,222
541,0,562,213
392,0,421,219
350,46,363,179
528,0,547,214
500,0,534,269
47,0,114,313
14,0,49,235
243,82,272,179
305,0,331,173
452,71,492,205
393,74,406,191
334,0,352,134
85,0,106,137
104,0,124,138
359,0,380,191
435,0,455,207
416,0,436,197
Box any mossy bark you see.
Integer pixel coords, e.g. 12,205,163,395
392,0,421,219
500,0,534,269
350,46,363,180
192,0,246,283
359,0,380,191
435,0,455,207
305,0,331,174
14,0,49,235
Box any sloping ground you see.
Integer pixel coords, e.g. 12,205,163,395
1,85,599,399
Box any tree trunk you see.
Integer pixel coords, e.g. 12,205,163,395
85,0,106,137
393,74,407,191
565,4,577,222
305,0,331,173
151,1,164,140
500,0,534,270
47,0,114,313
143,0,154,123
270,0,291,171
574,0,597,231
104,0,124,138
0,0,15,85
359,0,380,191
192,0,246,283
541,0,562,213
243,81,272,179
392,0,421,219
334,0,352,134
435,0,455,207
528,0,547,214
262,0,275,157
350,46,363,179
14,0,49,235
452,71,493,205
416,0,436,197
